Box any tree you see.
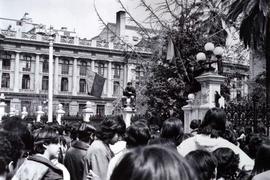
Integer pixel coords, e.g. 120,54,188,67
227,0,270,107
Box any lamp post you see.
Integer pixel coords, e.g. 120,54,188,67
37,26,55,123
196,42,224,74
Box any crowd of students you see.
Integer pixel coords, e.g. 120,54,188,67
0,107,270,180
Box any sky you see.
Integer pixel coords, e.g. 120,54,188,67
0,0,156,39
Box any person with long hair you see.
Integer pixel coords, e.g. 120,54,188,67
178,108,254,171
83,118,124,180
12,127,63,180
110,145,198,180
250,141,270,180
186,150,217,180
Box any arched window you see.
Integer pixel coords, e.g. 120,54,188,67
1,73,10,88
80,60,87,76
62,59,69,74
43,59,49,73
23,55,32,71
42,76,48,90
1,52,11,70
113,64,121,78
113,81,120,95
97,62,105,76
22,74,30,89
61,77,68,91
79,79,86,93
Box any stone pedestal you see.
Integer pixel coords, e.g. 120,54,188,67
182,72,226,133
21,107,28,119
56,104,65,125
9,107,16,117
69,101,79,116
122,106,135,128
0,93,6,122
36,106,44,122
83,101,93,122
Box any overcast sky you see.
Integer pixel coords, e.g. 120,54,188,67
0,0,156,39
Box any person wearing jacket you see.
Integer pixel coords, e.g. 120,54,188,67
177,108,254,171
12,127,63,180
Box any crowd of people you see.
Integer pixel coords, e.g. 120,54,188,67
0,107,270,180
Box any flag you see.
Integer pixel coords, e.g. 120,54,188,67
86,67,96,94
166,37,175,62
90,73,105,97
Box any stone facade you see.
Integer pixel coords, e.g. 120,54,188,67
0,13,151,116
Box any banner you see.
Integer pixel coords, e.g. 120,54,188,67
90,73,105,97
85,67,96,94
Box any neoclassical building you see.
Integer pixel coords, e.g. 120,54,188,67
0,11,151,116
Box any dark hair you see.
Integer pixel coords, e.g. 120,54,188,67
160,117,184,146
198,108,226,138
252,141,270,176
95,118,123,142
186,150,217,180
125,121,150,148
190,119,201,130
110,145,198,180
2,117,34,152
78,123,96,143
148,137,176,150
0,131,24,168
33,127,60,154
0,133,13,175
213,148,240,180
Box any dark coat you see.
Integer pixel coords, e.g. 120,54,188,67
12,155,63,180
64,140,89,180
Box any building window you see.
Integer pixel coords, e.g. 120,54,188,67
97,63,105,76
62,60,69,74
43,59,49,73
113,81,120,96
78,104,85,116
96,105,105,116
80,60,87,76
135,66,145,80
23,55,31,71
61,77,68,91
1,52,11,70
42,76,48,90
79,79,86,93
22,74,30,89
113,64,121,78
1,73,10,88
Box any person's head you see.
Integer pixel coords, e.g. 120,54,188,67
95,118,124,145
252,141,270,175
0,131,24,173
125,121,150,148
78,123,96,143
190,119,201,130
0,132,15,178
33,127,60,160
160,117,184,146
110,145,198,180
213,148,240,180
247,134,265,159
198,108,226,138
127,82,132,87
186,150,217,180
2,117,33,153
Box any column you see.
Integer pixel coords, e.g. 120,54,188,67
72,58,78,96
54,56,59,94
14,52,20,92
123,64,127,86
107,61,113,97
35,54,40,93
91,60,95,72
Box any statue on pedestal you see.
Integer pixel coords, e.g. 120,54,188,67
122,82,136,110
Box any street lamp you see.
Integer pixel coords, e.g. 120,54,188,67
196,42,224,74
36,26,55,123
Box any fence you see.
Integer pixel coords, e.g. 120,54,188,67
224,101,270,135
